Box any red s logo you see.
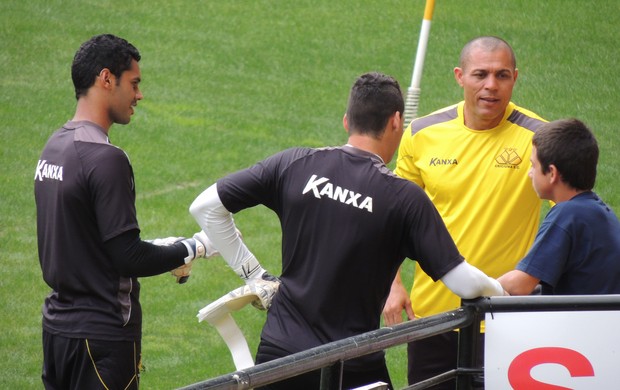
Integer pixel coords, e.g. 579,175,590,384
508,347,594,389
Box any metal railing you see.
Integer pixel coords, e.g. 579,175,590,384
178,295,620,390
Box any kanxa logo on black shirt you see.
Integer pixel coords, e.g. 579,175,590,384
302,174,373,212
34,160,63,181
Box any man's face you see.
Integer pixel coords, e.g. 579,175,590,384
109,59,143,125
455,46,517,130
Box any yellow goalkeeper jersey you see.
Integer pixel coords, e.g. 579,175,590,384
395,101,546,321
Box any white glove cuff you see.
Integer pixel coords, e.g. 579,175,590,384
179,239,207,264
234,257,266,281
193,231,220,258
180,240,194,264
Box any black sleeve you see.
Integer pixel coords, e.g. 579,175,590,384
402,183,464,281
104,229,187,277
217,147,310,213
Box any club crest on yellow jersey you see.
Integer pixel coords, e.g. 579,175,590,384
495,148,523,169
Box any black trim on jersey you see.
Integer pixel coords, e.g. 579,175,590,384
507,109,546,132
410,106,458,136
410,105,545,136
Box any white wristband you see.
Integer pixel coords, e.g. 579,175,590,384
180,239,195,264
234,257,265,281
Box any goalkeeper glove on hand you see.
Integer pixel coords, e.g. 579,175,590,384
178,237,206,263
172,237,205,284
171,262,193,284
173,231,224,283
233,258,281,309
247,273,281,310
147,236,183,246
147,235,208,263
191,231,220,258
147,235,204,283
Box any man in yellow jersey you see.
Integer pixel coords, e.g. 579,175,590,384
382,36,546,389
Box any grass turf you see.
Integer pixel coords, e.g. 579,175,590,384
1,0,618,388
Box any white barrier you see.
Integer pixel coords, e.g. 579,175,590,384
485,310,620,389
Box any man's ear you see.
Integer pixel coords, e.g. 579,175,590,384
454,67,464,87
98,68,113,89
342,113,349,132
392,111,403,131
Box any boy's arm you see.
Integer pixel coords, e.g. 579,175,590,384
498,270,541,295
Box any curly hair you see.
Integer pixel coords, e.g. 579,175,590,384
71,34,141,100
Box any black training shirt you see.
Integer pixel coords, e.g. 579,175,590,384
35,121,142,341
217,145,463,367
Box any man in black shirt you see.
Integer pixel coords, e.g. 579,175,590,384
35,34,216,389
190,72,505,389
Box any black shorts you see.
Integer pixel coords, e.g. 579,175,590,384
42,330,141,390
255,338,393,390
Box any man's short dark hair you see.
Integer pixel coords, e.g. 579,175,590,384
346,72,404,138
71,34,141,99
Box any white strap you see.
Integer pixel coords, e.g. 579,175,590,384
197,285,260,370
206,312,254,370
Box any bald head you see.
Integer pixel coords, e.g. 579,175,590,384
459,36,516,70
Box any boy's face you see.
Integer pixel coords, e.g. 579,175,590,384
529,146,551,200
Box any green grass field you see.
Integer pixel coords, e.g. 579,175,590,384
1,1,619,388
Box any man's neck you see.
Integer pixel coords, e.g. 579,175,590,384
72,98,112,133
463,106,506,130
346,135,388,163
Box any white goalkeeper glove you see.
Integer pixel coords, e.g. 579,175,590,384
247,273,281,310
233,257,281,310
149,231,220,262
147,236,183,246
148,233,217,283
172,236,202,284
191,231,220,259
147,235,206,263
175,231,222,282
170,263,193,284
